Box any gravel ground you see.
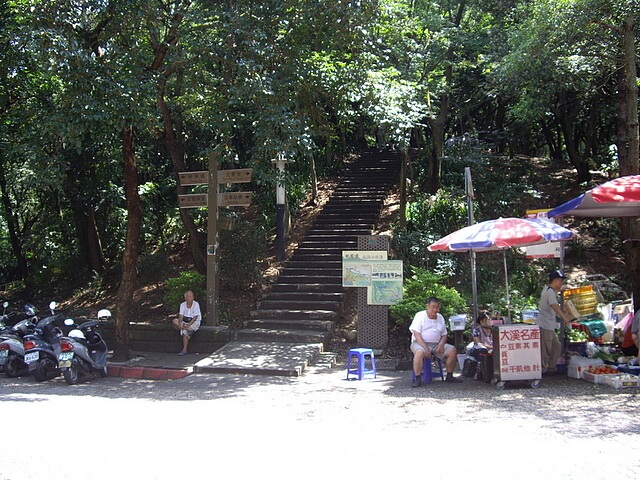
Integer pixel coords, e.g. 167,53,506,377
2,367,639,480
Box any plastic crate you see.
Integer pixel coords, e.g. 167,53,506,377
571,321,604,344
601,375,640,389
582,369,619,384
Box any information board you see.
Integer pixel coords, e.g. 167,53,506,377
493,324,542,381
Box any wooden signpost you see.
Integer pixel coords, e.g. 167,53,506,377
178,158,253,325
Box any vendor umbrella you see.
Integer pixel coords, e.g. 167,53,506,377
428,217,574,318
547,175,640,218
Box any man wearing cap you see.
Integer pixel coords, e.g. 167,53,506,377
536,270,575,375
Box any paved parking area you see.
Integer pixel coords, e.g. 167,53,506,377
1,368,639,479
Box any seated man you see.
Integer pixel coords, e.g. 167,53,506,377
171,290,201,356
409,297,462,387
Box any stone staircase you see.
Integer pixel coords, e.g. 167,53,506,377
194,150,401,376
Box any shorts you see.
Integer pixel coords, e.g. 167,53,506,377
410,342,455,359
180,317,200,337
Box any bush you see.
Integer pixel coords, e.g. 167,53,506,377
163,271,206,309
390,267,468,326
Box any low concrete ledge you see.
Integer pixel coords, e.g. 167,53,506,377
101,323,232,354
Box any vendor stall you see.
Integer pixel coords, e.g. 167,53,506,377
491,324,542,389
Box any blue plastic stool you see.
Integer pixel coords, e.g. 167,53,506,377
346,348,377,380
411,357,445,384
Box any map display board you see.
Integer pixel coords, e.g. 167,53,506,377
342,251,403,305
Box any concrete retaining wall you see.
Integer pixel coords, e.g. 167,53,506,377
101,323,232,354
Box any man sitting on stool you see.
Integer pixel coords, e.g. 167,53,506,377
410,297,462,387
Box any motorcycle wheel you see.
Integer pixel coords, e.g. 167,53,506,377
63,360,80,385
33,362,48,382
99,365,108,378
4,354,26,378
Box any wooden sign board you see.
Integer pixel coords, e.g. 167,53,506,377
218,168,252,184
218,192,252,207
178,171,208,186
178,194,208,208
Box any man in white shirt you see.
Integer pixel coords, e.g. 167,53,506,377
409,297,462,387
171,290,202,356
536,270,574,375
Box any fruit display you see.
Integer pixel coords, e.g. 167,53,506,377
585,365,618,375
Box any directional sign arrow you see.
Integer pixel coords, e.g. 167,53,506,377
218,192,253,207
178,171,208,186
217,168,253,184
178,194,208,208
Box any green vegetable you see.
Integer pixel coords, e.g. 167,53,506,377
567,329,589,342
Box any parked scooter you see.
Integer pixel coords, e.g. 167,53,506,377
0,304,37,377
23,302,64,382
58,309,111,385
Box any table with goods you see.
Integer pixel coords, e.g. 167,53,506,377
561,277,640,390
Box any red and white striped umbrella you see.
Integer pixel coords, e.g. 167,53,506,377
428,217,573,319
548,175,640,218
428,217,573,252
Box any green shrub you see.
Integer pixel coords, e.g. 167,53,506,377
163,271,206,309
390,267,468,326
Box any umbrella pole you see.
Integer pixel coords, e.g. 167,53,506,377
470,250,479,322
503,250,511,322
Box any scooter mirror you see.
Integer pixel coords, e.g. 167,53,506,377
97,309,112,319
64,318,75,326
49,301,58,311
2,301,8,309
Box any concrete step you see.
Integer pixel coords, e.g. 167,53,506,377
269,283,345,293
288,253,342,262
194,341,324,376
276,275,342,284
235,328,332,345
307,229,373,236
279,267,342,276
261,291,345,302
250,309,339,320
243,318,334,332
294,239,355,249
256,299,342,310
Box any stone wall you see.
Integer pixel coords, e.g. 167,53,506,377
101,323,232,354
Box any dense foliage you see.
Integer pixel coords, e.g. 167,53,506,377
1,1,638,316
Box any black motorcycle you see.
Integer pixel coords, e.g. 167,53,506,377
23,302,64,382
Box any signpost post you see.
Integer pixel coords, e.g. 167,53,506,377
178,157,253,326
207,153,219,326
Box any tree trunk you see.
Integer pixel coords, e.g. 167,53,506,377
426,108,447,194
556,107,591,183
0,161,28,279
156,77,206,274
618,14,640,310
398,147,408,230
113,126,142,361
